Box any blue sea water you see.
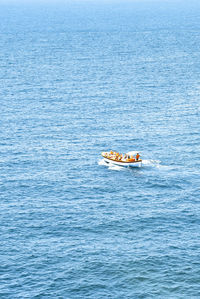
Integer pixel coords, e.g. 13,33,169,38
0,0,200,298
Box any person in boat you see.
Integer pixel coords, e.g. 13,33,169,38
136,153,140,161
124,154,129,162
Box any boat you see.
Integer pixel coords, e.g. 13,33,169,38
101,151,142,167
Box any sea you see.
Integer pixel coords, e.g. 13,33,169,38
0,0,200,298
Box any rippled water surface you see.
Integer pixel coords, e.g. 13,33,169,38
0,1,200,298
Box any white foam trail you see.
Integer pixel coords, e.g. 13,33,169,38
142,159,176,170
99,158,176,171
142,159,161,167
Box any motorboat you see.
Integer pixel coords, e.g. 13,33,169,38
101,151,142,167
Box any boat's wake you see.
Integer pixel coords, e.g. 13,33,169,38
99,157,178,173
98,158,168,170
142,159,161,167
142,159,177,171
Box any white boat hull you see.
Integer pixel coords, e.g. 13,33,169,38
103,157,142,167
